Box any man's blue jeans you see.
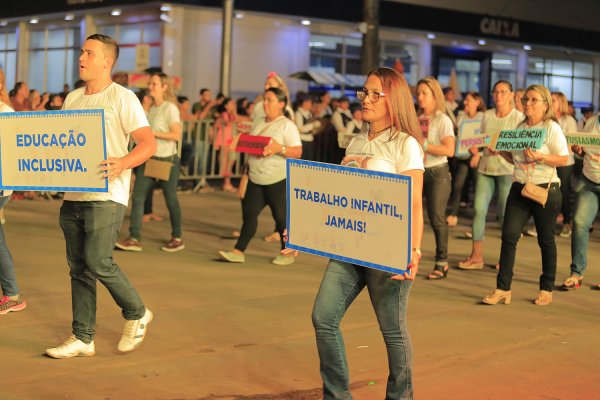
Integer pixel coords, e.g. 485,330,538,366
312,259,413,400
570,175,600,277
0,196,19,297
60,201,146,344
472,173,513,241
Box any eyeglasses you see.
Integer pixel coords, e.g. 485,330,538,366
356,89,386,103
521,97,547,105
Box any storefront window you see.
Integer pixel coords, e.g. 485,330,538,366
381,42,419,86
526,57,594,107
0,29,17,90
97,22,162,72
491,53,517,92
309,34,362,76
28,27,80,93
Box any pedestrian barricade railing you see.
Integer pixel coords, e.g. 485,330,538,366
177,120,247,193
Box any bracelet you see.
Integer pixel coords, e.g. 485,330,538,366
281,145,287,156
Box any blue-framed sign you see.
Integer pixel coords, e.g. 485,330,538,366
286,159,412,275
0,109,108,192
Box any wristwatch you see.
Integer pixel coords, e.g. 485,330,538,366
281,145,287,156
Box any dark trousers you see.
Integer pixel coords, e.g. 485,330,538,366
448,157,472,216
557,165,574,224
423,163,452,263
497,182,562,292
235,179,287,252
302,140,315,161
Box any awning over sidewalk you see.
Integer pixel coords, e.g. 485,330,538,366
289,70,365,87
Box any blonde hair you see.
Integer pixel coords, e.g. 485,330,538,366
151,72,177,105
524,84,556,123
551,91,569,117
417,76,446,115
0,68,9,105
465,92,486,112
366,67,423,144
265,72,291,107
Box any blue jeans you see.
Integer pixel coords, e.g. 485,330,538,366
130,156,182,240
497,182,561,292
60,201,146,343
312,260,413,400
472,174,512,241
570,175,600,276
0,196,19,297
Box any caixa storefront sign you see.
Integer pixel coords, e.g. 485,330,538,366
480,17,520,39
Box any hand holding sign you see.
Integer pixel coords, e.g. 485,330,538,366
102,157,126,181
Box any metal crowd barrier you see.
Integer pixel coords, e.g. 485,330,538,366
177,120,246,193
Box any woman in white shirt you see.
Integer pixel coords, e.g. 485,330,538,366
116,73,184,253
417,77,455,280
446,92,486,227
552,91,578,237
561,114,600,290
458,81,523,270
219,87,302,265
311,67,423,399
484,85,568,306
0,68,27,315
294,92,321,161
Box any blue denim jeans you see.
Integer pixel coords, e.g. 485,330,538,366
472,173,513,241
312,260,413,400
60,201,146,343
497,182,561,292
570,175,600,277
424,163,451,263
0,196,19,297
130,156,182,240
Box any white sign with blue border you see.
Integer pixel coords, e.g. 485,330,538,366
0,109,107,192
286,159,412,275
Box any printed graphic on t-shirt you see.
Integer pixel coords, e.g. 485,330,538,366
419,116,430,139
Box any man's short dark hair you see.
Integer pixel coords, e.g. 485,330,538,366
443,87,454,95
200,88,210,95
87,34,120,63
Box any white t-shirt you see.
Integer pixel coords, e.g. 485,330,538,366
478,108,523,176
582,115,600,183
512,120,568,185
62,83,150,206
344,128,424,174
557,114,578,166
295,108,318,142
422,111,454,168
248,116,302,185
148,101,181,157
0,102,14,197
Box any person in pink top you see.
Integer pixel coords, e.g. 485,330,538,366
212,97,238,192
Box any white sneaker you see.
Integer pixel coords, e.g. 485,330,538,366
46,335,95,359
118,309,153,352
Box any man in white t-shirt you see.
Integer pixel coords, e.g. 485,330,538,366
46,34,157,359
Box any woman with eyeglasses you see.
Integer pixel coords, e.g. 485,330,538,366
303,67,423,399
458,81,523,271
416,77,455,280
483,84,568,306
116,73,185,253
551,91,578,238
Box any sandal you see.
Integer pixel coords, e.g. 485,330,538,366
427,265,449,280
560,275,583,291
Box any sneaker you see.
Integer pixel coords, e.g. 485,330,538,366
560,224,572,238
464,231,473,239
118,309,153,352
46,335,95,359
218,250,245,263
560,275,583,290
272,254,295,266
161,238,185,252
115,237,142,252
0,295,27,315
